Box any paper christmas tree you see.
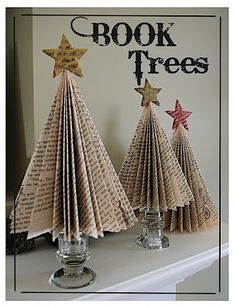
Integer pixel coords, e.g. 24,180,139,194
118,79,193,213
164,100,218,232
10,34,137,242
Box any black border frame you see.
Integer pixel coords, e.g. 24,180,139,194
10,12,223,297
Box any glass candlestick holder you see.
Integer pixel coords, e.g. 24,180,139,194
136,207,169,249
49,232,96,289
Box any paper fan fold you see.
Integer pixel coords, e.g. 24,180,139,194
10,71,137,241
119,103,193,213
163,124,218,232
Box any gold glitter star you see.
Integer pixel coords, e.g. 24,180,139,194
135,79,162,107
43,34,87,78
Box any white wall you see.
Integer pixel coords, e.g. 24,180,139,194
31,7,228,223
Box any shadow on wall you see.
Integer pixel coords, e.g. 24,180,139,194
6,9,34,210
103,106,126,173
6,19,15,199
6,45,30,202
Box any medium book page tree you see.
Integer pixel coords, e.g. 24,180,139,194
118,79,193,249
10,34,137,288
164,100,218,232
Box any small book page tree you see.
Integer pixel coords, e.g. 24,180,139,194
119,79,193,249
164,100,218,232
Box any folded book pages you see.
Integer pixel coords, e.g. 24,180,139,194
10,36,137,242
164,100,218,232
118,87,193,213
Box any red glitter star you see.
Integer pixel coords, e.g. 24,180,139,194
166,100,192,130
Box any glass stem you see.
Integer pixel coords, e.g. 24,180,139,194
64,263,84,276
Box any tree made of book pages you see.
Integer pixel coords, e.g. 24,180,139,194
118,79,193,249
10,34,137,288
164,100,218,232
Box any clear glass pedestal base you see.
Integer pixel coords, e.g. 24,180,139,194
49,232,96,289
136,208,169,250
49,266,96,289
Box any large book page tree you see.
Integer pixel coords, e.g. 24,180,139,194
164,100,218,232
119,79,193,249
10,34,137,289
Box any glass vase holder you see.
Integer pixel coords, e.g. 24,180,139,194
136,208,169,249
49,232,96,289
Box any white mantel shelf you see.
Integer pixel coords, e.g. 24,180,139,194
6,223,228,301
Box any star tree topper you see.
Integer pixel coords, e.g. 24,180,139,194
166,99,192,130
135,79,162,107
43,34,87,78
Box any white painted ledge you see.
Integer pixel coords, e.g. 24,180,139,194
6,223,228,301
